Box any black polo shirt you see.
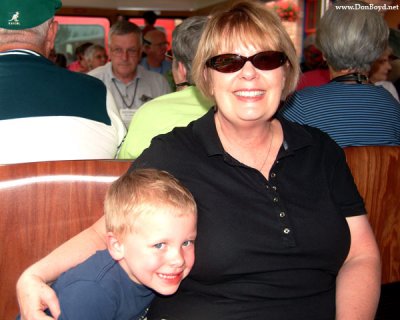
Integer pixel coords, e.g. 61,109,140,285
131,108,365,320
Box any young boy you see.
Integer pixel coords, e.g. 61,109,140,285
45,169,197,319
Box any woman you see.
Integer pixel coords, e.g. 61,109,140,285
369,47,399,102
17,1,380,319
84,44,108,72
280,0,400,147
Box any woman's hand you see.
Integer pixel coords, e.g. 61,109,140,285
16,271,60,320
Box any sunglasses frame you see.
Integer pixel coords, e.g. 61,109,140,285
206,51,288,73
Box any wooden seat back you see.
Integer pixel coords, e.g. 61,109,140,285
344,146,400,284
1,148,399,318
0,160,131,320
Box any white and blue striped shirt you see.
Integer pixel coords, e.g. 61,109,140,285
280,81,400,147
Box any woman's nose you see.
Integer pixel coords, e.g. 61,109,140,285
240,60,258,80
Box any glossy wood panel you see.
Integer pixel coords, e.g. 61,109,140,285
344,146,400,284
0,160,131,320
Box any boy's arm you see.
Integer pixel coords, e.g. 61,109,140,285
16,217,107,320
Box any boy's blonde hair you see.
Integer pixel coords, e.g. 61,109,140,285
104,169,197,239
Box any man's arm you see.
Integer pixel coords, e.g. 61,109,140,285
16,217,107,320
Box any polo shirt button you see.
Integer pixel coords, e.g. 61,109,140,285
270,172,276,178
272,186,277,191
273,197,279,202
283,228,290,234
279,212,286,218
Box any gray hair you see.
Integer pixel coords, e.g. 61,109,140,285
84,44,106,61
316,0,389,72
108,20,142,46
0,18,53,47
172,16,208,84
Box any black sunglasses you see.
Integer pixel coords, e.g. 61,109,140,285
206,51,287,73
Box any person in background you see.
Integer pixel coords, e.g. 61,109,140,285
142,10,158,36
67,42,92,73
369,46,399,101
17,169,197,320
16,1,380,319
119,16,212,159
388,28,400,95
280,0,400,147
141,29,172,77
84,44,108,72
300,33,326,73
88,20,171,129
296,33,330,90
49,48,67,68
0,0,125,164
54,53,67,68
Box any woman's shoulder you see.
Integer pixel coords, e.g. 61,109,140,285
279,116,342,157
132,121,199,170
280,115,337,142
132,109,216,172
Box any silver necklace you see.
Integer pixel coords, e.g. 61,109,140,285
259,121,274,171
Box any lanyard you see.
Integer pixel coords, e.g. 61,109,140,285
112,78,139,109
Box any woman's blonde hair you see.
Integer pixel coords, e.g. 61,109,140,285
104,169,197,239
192,0,299,101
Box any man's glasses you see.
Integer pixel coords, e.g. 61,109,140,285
110,47,139,57
206,51,287,73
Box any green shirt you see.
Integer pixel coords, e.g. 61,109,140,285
118,86,212,159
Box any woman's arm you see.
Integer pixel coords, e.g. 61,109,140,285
336,215,381,319
16,216,107,320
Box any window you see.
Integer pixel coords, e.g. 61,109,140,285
54,16,109,64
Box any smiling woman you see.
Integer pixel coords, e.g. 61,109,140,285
16,1,381,320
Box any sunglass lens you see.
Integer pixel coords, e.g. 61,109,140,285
211,55,244,73
253,51,287,70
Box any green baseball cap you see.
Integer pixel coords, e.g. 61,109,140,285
0,0,62,30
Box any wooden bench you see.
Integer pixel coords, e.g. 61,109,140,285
1,146,399,319
344,146,400,284
0,160,131,320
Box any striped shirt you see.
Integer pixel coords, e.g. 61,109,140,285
279,82,400,147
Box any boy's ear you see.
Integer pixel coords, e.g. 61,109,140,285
106,232,125,261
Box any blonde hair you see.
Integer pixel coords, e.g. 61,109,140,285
192,0,299,101
104,169,197,239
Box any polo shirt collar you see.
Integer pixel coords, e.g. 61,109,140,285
192,108,314,158
109,62,143,83
277,114,314,155
0,49,40,56
192,108,223,156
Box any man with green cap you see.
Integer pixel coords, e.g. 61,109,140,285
0,0,126,164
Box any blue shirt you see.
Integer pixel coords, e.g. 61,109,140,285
50,250,154,320
279,82,400,147
140,57,172,76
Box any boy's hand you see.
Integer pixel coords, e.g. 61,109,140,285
16,272,60,320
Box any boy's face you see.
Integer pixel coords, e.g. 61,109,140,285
117,208,197,295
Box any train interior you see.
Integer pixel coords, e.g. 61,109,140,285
0,0,399,319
